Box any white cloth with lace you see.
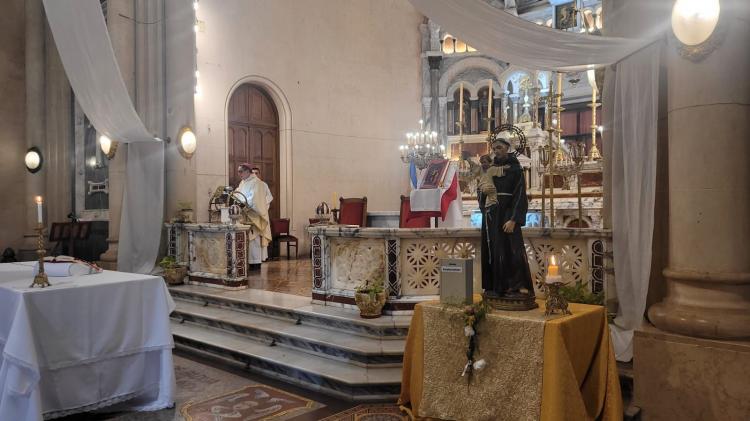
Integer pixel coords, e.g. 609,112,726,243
0,262,176,420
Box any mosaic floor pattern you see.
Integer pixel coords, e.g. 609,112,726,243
180,384,323,421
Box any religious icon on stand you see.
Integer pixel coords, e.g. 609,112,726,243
419,159,449,189
555,2,577,30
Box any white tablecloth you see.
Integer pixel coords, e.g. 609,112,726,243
0,262,176,420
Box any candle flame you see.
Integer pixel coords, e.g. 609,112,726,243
550,255,557,266
35,196,43,205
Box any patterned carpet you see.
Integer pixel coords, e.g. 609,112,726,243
319,403,410,421
181,384,323,421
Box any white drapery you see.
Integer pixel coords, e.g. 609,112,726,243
408,0,663,360
606,44,660,361
42,0,164,274
408,0,653,71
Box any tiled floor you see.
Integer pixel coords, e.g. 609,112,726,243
247,258,312,297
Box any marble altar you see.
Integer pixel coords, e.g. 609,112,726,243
307,226,615,314
165,223,252,289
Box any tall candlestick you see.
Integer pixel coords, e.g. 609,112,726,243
35,196,43,223
487,81,493,132
459,82,464,136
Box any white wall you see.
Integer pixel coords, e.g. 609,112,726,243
192,0,423,250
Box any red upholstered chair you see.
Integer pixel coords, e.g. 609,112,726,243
337,197,368,227
270,218,298,259
399,195,431,228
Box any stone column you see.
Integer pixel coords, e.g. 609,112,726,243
501,93,508,125
427,54,442,132
20,0,46,260
648,13,750,340
438,96,447,142
97,0,134,270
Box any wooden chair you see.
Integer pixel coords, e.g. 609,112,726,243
399,195,431,228
270,218,298,259
337,197,367,227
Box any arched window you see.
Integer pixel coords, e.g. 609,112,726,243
447,87,471,135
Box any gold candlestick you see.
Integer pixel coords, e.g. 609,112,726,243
30,222,50,288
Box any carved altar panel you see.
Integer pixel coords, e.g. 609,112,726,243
329,238,385,292
190,231,228,275
400,238,481,296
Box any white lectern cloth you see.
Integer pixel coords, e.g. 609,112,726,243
0,262,175,420
409,164,463,227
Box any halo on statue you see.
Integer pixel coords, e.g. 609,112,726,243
487,124,527,156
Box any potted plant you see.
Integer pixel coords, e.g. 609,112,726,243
354,278,387,319
159,256,187,285
176,201,194,223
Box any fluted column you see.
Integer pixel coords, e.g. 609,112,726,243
648,11,750,339
97,0,134,269
427,54,441,132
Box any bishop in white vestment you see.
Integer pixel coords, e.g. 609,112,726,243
236,163,272,267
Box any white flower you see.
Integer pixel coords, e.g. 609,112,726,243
473,359,487,371
464,325,475,337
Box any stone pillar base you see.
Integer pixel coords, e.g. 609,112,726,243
634,323,750,421
649,269,750,339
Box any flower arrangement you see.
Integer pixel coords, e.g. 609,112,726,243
443,298,492,386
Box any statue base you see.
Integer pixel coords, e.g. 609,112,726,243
482,292,538,311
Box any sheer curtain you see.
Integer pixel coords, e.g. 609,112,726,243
408,0,663,360
42,0,164,274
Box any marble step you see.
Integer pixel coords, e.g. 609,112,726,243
172,300,404,367
171,321,402,402
168,285,411,339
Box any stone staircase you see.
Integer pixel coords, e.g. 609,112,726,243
168,285,410,401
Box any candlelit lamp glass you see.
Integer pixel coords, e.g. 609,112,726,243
543,253,571,316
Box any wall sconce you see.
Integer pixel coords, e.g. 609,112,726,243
671,0,723,61
99,135,118,160
25,147,43,173
177,127,197,159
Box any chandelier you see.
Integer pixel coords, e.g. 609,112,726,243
399,119,445,170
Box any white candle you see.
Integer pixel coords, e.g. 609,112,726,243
487,81,493,132
459,82,464,134
35,196,43,224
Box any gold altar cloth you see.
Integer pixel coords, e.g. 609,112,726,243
398,298,622,421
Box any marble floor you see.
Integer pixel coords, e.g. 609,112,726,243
59,350,363,421
248,258,312,297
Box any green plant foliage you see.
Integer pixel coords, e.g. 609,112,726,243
158,255,177,269
559,280,604,305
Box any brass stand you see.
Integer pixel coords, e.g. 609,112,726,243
544,282,571,316
30,223,50,288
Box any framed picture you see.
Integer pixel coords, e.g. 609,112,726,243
555,2,577,30
419,159,449,189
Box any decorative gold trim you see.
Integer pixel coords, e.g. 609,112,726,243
672,14,727,62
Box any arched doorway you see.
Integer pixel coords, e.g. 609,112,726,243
227,84,280,221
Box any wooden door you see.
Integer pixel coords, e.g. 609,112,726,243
228,84,280,220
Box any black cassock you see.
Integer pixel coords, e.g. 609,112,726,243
479,154,535,297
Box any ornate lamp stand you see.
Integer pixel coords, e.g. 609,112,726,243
30,223,50,288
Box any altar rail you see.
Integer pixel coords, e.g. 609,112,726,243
307,226,614,314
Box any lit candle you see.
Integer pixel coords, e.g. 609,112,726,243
35,196,43,224
332,192,338,208
546,255,562,284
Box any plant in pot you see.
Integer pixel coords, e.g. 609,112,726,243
354,277,387,319
176,201,194,223
159,256,187,285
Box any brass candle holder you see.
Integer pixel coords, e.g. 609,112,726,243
30,223,51,288
544,282,572,316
